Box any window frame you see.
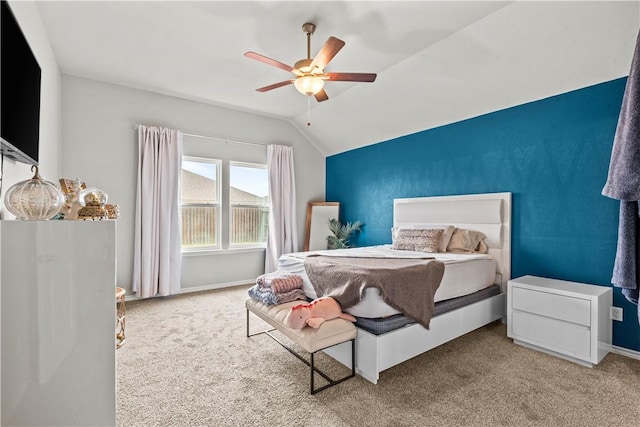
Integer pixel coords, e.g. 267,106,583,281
229,161,269,249
180,155,222,252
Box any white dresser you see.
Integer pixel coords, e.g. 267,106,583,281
1,220,116,426
507,275,612,367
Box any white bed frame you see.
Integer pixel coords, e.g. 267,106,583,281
323,192,512,384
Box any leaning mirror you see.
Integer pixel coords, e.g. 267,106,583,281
304,202,340,251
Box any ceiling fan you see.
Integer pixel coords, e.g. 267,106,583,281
244,22,377,103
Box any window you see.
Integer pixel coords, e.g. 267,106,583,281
181,157,221,250
230,162,269,247
180,157,269,251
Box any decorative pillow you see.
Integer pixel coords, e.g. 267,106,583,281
476,239,489,254
398,224,455,252
391,227,444,253
446,228,487,253
427,225,455,252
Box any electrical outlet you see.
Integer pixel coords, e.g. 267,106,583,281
610,306,623,322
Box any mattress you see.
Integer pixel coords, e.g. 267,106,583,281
354,284,501,335
277,245,497,318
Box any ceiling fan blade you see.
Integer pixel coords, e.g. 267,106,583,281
310,37,345,70
256,80,293,92
325,72,377,82
314,89,329,102
244,51,294,73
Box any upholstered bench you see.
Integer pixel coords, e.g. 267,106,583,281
245,298,357,394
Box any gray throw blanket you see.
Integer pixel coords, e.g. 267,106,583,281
602,29,640,201
612,201,640,305
602,29,640,321
304,255,445,329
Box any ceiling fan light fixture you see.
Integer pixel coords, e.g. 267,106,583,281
245,22,376,102
294,75,325,96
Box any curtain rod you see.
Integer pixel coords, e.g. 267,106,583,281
134,125,267,148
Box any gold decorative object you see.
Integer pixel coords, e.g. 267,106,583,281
105,204,120,219
115,287,126,349
4,165,64,220
77,187,109,220
59,178,86,194
59,178,86,220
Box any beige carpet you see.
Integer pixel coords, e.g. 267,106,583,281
117,285,640,427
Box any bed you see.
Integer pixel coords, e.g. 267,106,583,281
279,247,498,319
278,192,511,384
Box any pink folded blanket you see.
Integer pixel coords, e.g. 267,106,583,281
256,272,303,294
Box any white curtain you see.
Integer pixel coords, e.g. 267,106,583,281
265,144,298,273
132,125,183,298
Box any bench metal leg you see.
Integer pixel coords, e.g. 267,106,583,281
246,309,356,394
247,308,276,337
310,339,355,394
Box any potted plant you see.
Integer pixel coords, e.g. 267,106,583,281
327,218,363,249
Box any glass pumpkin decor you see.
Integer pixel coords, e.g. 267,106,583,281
4,165,65,220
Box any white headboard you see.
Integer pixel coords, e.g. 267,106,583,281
393,192,512,288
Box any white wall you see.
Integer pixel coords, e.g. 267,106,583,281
0,1,62,218
61,75,325,296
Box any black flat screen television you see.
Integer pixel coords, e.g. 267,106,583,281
1,0,41,165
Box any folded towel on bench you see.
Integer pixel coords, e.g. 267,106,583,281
256,271,303,293
248,284,306,305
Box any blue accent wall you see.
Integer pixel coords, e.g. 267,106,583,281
326,78,640,352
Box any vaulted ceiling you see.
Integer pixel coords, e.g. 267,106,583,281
35,1,639,156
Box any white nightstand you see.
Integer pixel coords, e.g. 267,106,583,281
507,275,612,367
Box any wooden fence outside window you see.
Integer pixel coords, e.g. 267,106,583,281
181,205,268,248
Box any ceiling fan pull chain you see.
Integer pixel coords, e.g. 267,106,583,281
307,96,312,126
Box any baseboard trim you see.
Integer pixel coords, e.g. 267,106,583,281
125,280,253,302
611,345,640,361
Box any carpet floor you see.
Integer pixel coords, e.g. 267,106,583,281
116,285,640,426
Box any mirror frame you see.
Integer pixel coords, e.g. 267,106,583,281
304,202,340,251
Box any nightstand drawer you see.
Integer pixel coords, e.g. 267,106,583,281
511,310,591,359
512,286,591,326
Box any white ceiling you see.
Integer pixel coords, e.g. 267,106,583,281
35,1,639,156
